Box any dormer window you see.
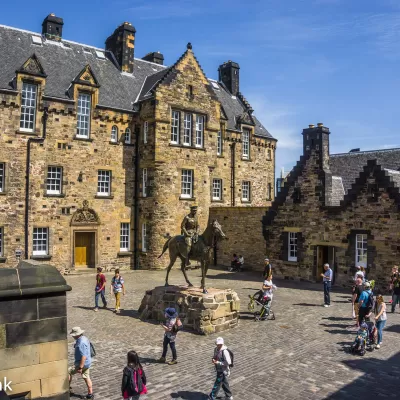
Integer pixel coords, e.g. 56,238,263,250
76,93,91,138
20,82,37,132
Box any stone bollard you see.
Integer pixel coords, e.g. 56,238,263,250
0,260,71,399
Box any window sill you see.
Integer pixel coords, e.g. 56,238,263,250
241,200,251,204
212,199,224,203
179,197,196,201
16,129,40,136
140,251,148,255
73,136,93,142
0,192,7,196
30,255,52,260
169,144,206,151
0,257,7,263
109,141,119,146
117,251,132,257
241,157,252,162
285,261,298,265
124,143,134,147
95,195,114,199
217,155,224,158
44,193,66,198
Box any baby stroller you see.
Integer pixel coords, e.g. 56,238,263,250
248,290,275,321
350,321,377,355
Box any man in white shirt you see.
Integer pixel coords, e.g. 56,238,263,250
320,263,333,307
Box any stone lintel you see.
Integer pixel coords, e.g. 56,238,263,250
283,227,302,232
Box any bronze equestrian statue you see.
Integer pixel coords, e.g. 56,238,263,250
158,216,227,294
181,205,200,267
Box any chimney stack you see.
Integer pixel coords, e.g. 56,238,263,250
142,51,164,65
42,14,64,41
218,61,240,95
105,22,136,73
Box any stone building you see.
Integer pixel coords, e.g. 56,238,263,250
263,123,400,288
0,14,276,271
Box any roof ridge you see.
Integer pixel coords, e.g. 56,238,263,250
331,147,400,157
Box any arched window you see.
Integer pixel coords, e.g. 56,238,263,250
124,128,131,144
111,125,118,142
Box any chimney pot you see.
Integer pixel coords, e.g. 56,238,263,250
142,51,164,65
309,124,315,128
317,123,324,127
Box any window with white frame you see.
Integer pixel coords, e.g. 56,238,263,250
288,232,298,262
0,163,4,193
76,93,91,138
46,166,62,195
20,82,37,132
120,223,130,251
242,181,250,201
195,115,204,147
124,128,131,144
0,227,3,256
181,169,193,198
356,234,367,268
242,129,250,159
33,227,49,256
142,223,148,252
171,110,180,143
212,179,222,201
183,113,192,146
97,170,111,196
143,121,148,144
111,125,118,142
217,130,222,155
142,168,148,197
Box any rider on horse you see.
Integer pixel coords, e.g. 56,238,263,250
180,205,199,267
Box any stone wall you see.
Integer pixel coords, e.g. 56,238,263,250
209,206,270,271
0,261,71,399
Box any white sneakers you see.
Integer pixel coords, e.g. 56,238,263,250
324,304,329,307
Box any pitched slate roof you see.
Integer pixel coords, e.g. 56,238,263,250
0,24,166,111
0,24,274,139
330,148,400,194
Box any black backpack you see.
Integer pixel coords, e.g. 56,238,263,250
365,292,375,311
129,368,143,395
222,348,234,368
90,342,96,357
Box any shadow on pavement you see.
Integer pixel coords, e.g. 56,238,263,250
322,316,353,321
320,323,350,328
292,303,320,307
170,391,208,399
385,324,400,334
326,352,400,398
324,329,352,335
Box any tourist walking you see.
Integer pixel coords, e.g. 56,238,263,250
94,267,107,311
352,276,364,328
321,263,332,307
389,266,398,304
263,257,272,279
158,307,180,365
209,337,233,400
121,350,147,399
358,281,374,323
374,295,387,349
111,269,125,314
354,265,364,281
68,327,93,399
391,268,400,312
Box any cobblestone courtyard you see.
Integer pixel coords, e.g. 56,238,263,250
66,268,400,400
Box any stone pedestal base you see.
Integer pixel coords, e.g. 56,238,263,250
138,286,240,335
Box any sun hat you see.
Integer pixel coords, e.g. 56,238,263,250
216,337,224,345
364,281,371,288
165,307,178,318
70,327,85,337
264,257,269,261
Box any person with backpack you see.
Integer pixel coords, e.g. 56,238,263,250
121,350,147,399
158,307,181,365
110,269,125,314
68,327,94,399
358,281,374,324
94,267,107,312
209,337,233,400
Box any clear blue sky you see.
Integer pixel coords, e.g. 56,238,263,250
2,0,400,176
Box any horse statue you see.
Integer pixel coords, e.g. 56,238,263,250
158,219,227,293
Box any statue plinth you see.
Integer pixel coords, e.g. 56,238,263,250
138,286,240,335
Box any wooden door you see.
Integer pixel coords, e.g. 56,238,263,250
75,232,94,268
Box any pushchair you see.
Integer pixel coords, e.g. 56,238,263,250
350,321,377,355
248,290,275,321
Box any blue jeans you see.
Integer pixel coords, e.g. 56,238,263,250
324,282,331,305
376,320,386,344
162,336,177,360
95,289,107,308
392,294,400,312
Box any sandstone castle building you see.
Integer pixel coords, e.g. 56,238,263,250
263,124,400,288
0,14,276,271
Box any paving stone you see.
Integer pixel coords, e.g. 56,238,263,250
66,268,400,399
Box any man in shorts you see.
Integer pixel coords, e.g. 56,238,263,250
68,327,93,399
